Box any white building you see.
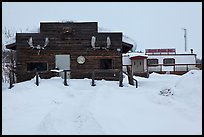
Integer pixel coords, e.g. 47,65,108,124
123,52,149,77
123,48,199,77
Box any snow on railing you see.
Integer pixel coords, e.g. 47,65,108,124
147,64,200,72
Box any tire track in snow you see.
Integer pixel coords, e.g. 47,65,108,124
69,90,106,135
38,89,105,135
73,110,105,135
38,107,60,135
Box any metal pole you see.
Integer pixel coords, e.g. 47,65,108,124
183,28,187,52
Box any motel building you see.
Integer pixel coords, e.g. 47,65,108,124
123,48,200,77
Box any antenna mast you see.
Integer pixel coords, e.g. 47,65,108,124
183,28,187,52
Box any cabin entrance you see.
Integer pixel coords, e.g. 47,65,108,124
132,59,144,73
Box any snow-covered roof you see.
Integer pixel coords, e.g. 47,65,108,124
97,27,137,52
123,52,148,58
123,52,148,65
122,36,137,52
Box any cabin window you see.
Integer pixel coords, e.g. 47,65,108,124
147,59,158,65
100,59,112,69
163,58,175,65
27,62,48,71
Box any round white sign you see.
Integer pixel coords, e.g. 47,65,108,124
77,56,85,64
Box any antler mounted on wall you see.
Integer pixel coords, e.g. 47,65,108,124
106,36,111,49
90,36,112,51
91,36,96,49
27,37,49,55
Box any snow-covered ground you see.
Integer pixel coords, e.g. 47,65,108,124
2,70,202,135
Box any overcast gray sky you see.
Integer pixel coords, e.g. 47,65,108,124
2,2,202,59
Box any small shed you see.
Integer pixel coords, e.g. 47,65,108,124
123,52,149,78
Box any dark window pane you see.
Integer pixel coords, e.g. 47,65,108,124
147,59,158,65
163,58,175,65
163,59,175,64
27,62,47,71
100,59,112,69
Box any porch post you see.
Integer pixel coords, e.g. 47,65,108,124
36,69,39,86
64,70,68,86
91,71,96,86
127,66,134,86
119,70,123,87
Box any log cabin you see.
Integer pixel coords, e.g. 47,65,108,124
6,21,133,83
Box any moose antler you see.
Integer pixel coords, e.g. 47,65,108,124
91,36,96,49
27,37,34,49
107,36,111,49
27,37,49,55
41,37,49,49
44,37,49,48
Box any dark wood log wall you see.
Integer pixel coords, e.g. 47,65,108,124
15,22,123,83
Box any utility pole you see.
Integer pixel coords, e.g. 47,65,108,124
183,28,187,52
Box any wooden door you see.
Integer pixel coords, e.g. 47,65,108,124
132,59,144,73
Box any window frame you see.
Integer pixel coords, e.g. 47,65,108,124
163,58,175,66
27,62,48,72
147,59,159,66
100,59,113,69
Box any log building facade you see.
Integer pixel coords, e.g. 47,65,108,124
6,22,132,83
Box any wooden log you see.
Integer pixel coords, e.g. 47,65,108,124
119,70,123,87
127,66,134,85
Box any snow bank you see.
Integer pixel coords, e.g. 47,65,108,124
172,70,202,118
2,70,202,135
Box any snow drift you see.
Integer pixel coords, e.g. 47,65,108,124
2,70,202,135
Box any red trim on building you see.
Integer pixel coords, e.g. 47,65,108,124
130,56,148,60
145,48,176,53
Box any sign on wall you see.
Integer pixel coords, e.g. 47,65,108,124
145,48,176,54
